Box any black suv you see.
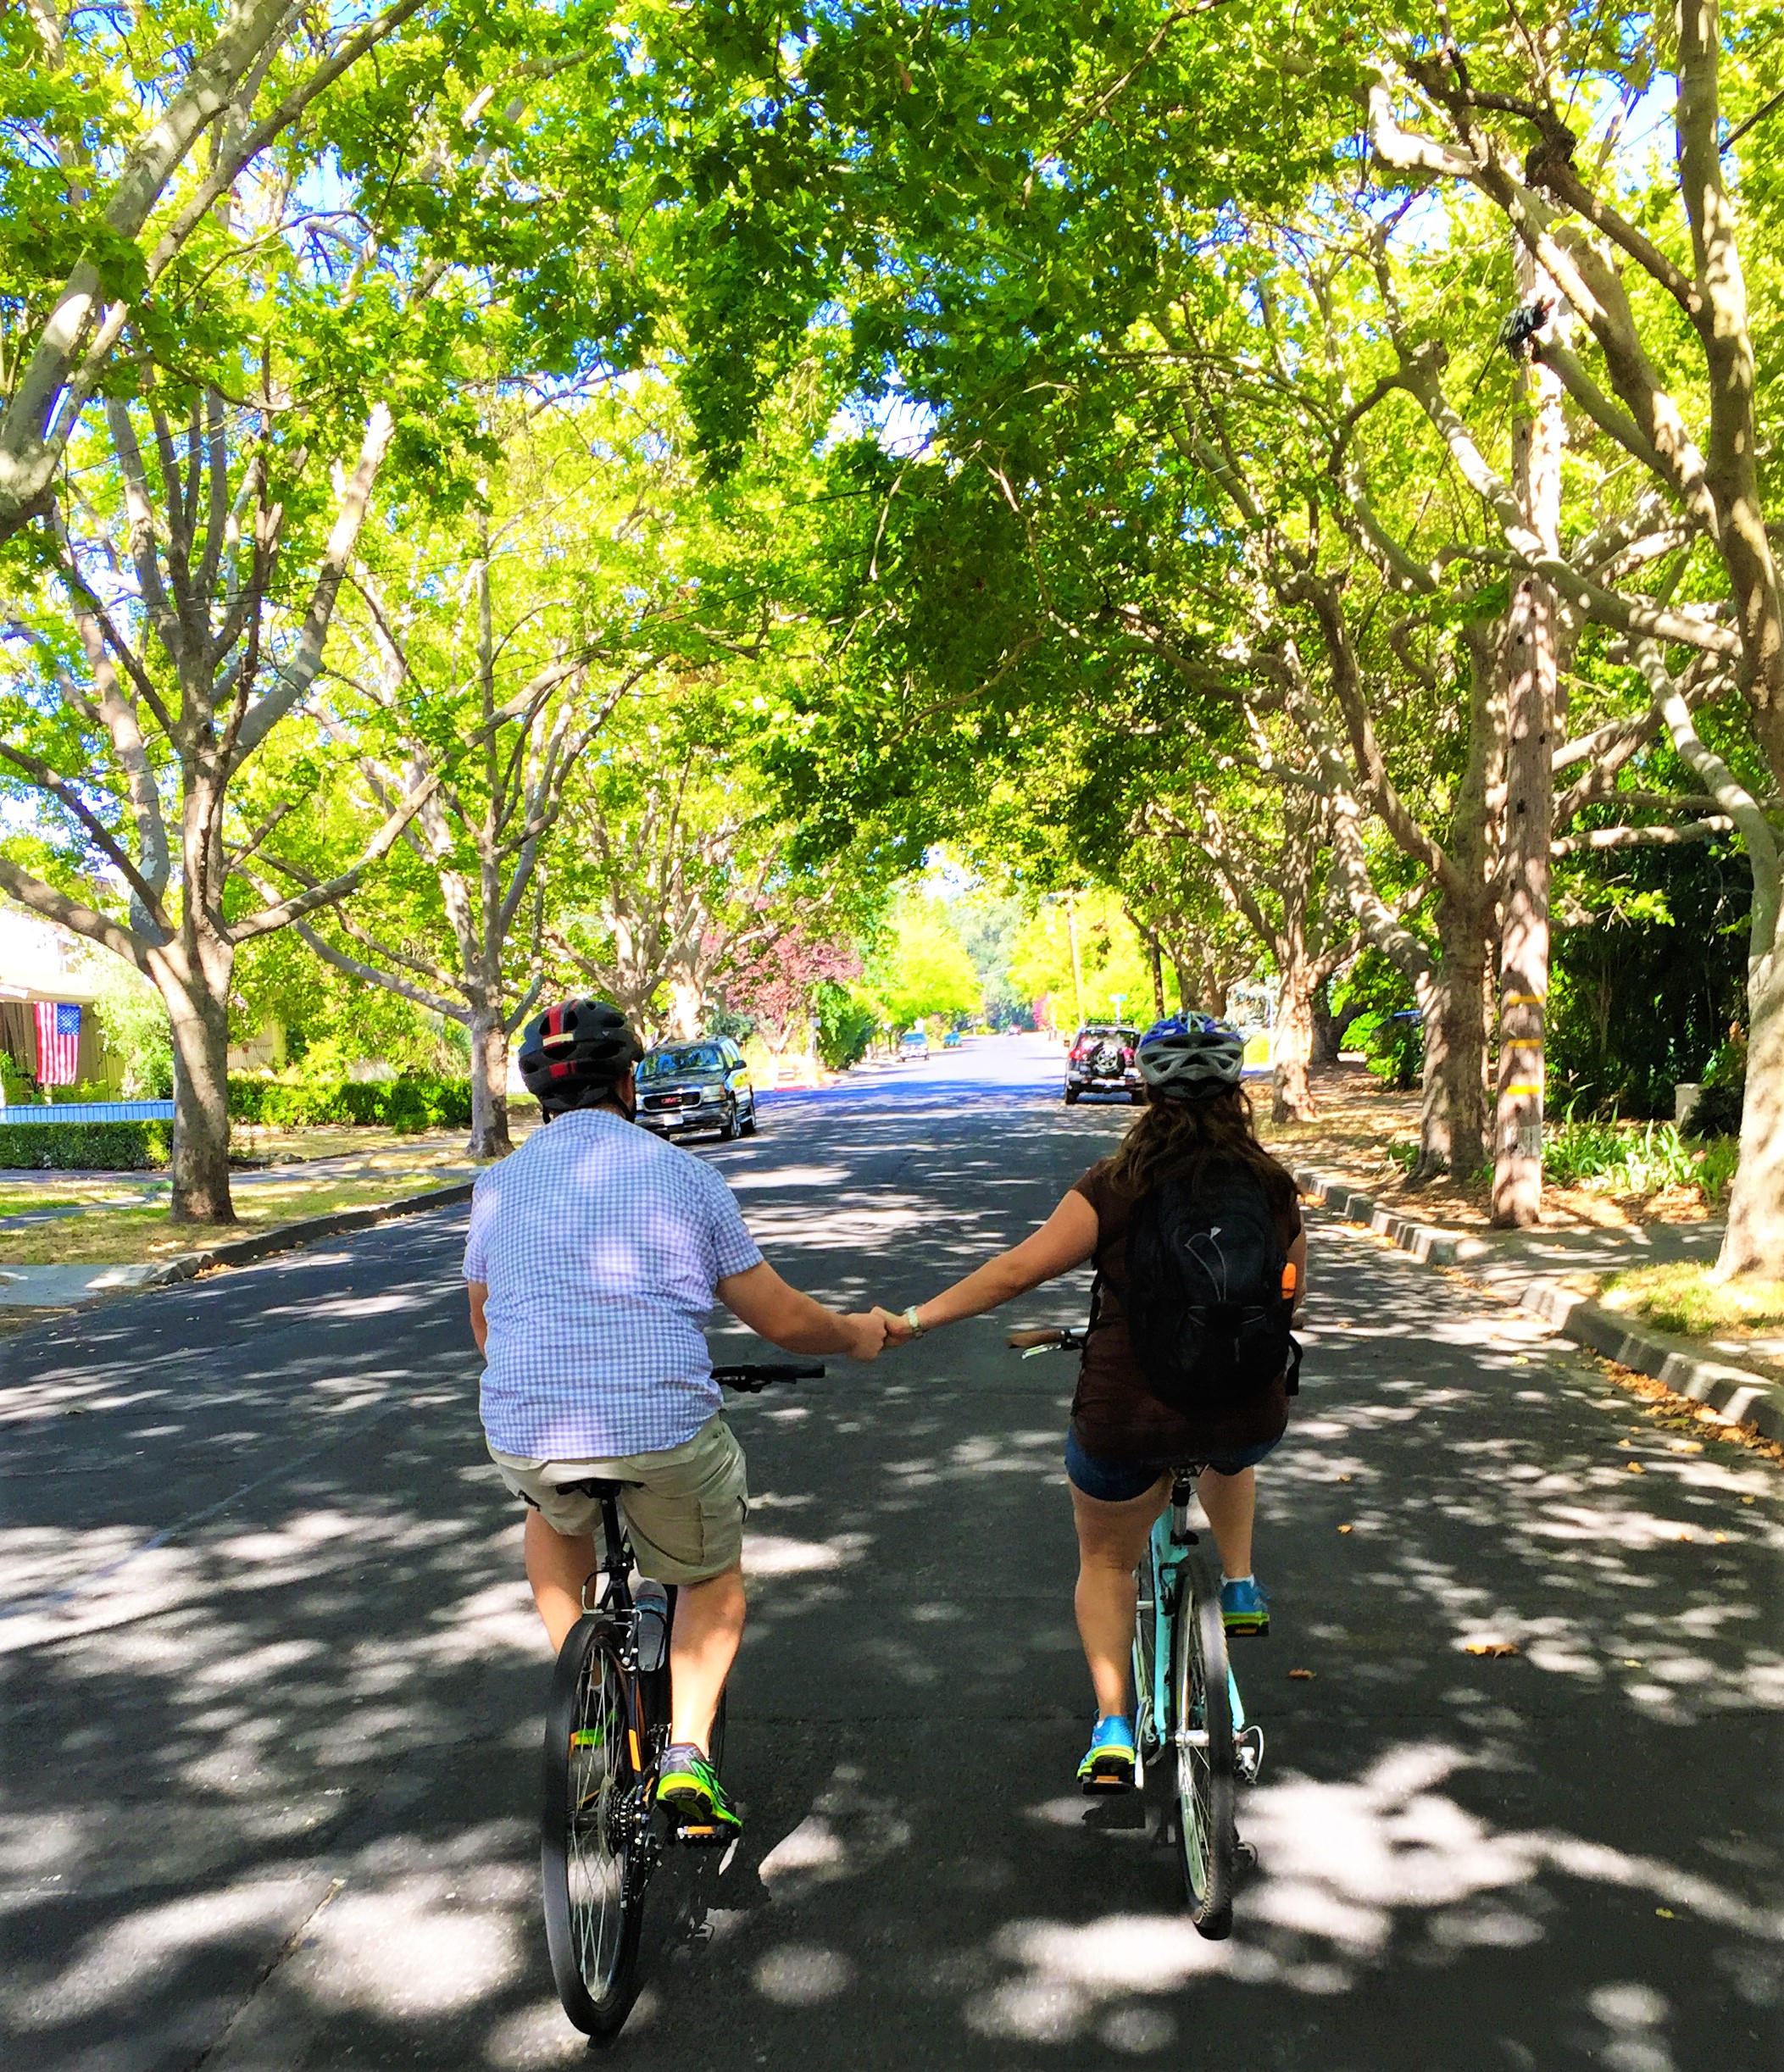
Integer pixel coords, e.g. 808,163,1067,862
1064,1025,1141,1104
635,1037,759,1142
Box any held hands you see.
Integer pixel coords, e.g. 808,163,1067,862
842,1311,891,1362
875,1305,918,1347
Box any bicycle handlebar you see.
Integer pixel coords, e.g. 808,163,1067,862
1006,1327,1085,1353
712,1362,825,1392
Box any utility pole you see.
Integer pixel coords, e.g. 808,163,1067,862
1492,245,1565,1228
1064,891,1086,1030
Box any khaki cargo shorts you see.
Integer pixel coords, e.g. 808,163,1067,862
488,1413,748,1585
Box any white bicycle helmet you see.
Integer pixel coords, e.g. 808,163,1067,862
1136,1014,1245,1100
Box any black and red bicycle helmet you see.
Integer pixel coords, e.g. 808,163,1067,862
518,998,643,1105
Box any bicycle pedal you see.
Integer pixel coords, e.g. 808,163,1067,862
1236,1725,1265,1785
1235,1835,1259,1873
672,1821,730,1847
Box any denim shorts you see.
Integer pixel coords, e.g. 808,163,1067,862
1064,1428,1281,1504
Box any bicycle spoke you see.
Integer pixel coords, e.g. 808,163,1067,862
1171,1565,1236,1937
542,1619,647,2036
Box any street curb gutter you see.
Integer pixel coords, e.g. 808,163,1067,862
143,1181,475,1288
1292,1164,1783,1445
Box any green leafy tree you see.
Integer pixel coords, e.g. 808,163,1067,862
862,892,982,1030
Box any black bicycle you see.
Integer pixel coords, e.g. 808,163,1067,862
540,1361,821,2039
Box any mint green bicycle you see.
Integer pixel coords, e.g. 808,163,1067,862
1010,1326,1263,1939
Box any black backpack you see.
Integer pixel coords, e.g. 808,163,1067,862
1114,1161,1300,1418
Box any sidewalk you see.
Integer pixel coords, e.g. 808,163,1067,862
1295,1164,1784,1445
0,1141,487,1308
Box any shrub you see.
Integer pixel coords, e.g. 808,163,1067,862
1697,1136,1741,1206
229,1074,474,1132
1349,1010,1423,1091
0,1120,171,1169
1683,1078,1743,1139
1545,1117,1701,1195
814,982,876,1071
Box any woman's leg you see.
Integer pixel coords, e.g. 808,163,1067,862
1197,1464,1256,1579
1070,1477,1170,1719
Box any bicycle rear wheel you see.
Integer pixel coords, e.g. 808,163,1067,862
1171,1565,1237,1937
542,1616,645,2036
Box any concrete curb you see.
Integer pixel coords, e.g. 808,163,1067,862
142,1180,475,1288
1292,1164,1783,1444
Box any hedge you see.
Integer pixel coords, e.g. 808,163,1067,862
0,1120,171,1169
228,1074,475,1132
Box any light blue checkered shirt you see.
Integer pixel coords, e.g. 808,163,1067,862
464,1108,764,1459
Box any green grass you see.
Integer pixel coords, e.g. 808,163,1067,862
0,1172,462,1268
1599,1261,1784,1341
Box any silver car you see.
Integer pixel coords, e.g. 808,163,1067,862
635,1037,759,1142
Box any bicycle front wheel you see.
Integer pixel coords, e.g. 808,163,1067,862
542,1617,645,2036
1171,1566,1237,1938
1131,1533,1163,1760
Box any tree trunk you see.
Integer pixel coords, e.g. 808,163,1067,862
665,976,704,1042
467,1007,513,1159
153,939,236,1225
1271,965,1315,1124
1715,878,1781,1276
1492,260,1564,1228
1440,897,1492,1180
1148,931,1166,1019
1311,980,1339,1068
1412,963,1452,1181
1064,892,1086,1027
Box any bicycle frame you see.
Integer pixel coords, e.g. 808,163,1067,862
1137,1475,1248,1770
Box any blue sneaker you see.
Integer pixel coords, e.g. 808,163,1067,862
1221,1577,1270,1638
1076,1714,1136,1793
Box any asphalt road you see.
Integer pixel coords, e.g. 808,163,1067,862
2,1034,1780,2071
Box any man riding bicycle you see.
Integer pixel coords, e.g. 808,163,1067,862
465,997,887,1836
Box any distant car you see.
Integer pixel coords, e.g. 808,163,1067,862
942,1028,962,1049
1064,1024,1141,1105
898,1026,929,1060
634,1037,758,1142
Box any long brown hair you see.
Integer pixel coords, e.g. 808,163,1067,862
1106,1084,1299,1217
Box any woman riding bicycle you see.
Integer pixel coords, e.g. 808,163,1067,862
881,1014,1305,1791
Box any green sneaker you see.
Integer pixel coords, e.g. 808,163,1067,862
656,1744,742,1834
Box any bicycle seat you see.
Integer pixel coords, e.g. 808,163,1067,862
553,1475,636,1499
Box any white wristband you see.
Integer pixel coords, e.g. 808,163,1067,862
903,1304,926,1338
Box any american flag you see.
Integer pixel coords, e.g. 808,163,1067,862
35,1001,81,1086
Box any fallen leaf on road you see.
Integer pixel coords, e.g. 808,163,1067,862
1715,1533,1729,1543
1669,1440,1704,1453
1288,1669,1315,1680
1624,1658,1642,1667
1676,1531,1692,1542
1626,1462,1646,1474
1742,1495,1755,1504
1655,1908,1676,1919
1337,1523,1353,1534
1337,1474,1353,1482
1464,1642,1520,1658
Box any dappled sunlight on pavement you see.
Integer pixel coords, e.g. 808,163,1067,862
2,1039,1780,2069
